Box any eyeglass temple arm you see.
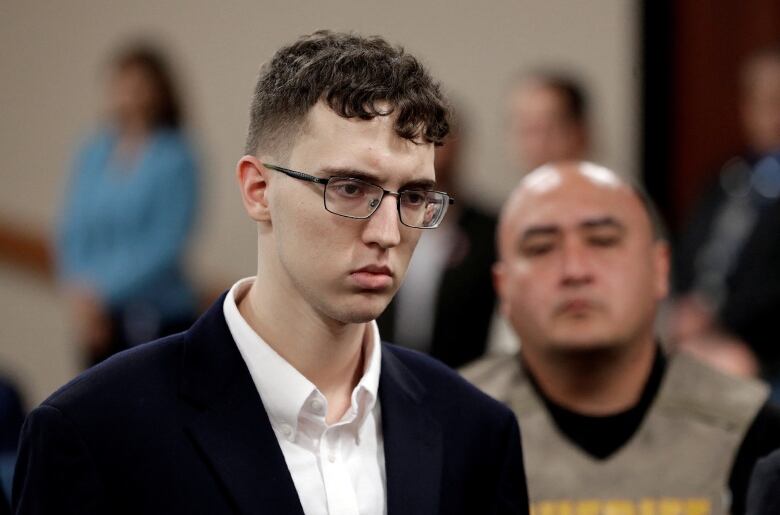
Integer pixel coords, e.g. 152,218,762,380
262,164,329,185
265,163,456,206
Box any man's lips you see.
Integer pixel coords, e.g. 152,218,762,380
350,265,394,290
555,298,599,316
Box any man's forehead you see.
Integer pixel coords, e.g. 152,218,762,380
510,80,565,110
289,101,435,182
303,101,383,133
743,56,780,92
511,205,628,236
500,163,644,238
522,163,622,192
301,101,426,150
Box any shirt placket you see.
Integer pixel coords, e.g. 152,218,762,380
320,426,360,515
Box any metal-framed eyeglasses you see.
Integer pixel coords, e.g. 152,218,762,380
263,163,454,229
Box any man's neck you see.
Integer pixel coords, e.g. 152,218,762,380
238,277,367,424
521,338,657,416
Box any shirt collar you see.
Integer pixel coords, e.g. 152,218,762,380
223,277,382,439
352,315,382,426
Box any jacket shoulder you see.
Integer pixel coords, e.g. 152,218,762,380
42,333,184,416
747,448,780,515
459,352,522,401
382,343,516,421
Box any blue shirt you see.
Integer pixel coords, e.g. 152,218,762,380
56,127,199,320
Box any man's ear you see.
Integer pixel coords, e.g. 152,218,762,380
236,155,272,222
653,240,671,300
492,261,510,318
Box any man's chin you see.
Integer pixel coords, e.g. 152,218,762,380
546,327,618,351
544,336,624,361
335,306,386,324
332,293,392,324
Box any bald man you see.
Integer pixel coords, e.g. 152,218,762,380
463,162,780,515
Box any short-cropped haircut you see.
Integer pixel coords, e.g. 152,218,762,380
244,30,450,157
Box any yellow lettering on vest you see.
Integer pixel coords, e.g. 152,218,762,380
530,497,710,515
604,499,635,515
638,498,656,515
533,501,557,515
575,500,600,515
658,499,683,515
685,499,710,515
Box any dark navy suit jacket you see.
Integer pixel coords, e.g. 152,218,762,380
747,448,780,515
13,295,529,514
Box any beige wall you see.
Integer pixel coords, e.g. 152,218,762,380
0,0,638,405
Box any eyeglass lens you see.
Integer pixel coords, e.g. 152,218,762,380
324,177,446,228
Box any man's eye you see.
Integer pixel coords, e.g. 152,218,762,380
334,183,365,197
588,235,620,247
521,243,554,257
403,191,427,206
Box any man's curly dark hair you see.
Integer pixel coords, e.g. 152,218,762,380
244,30,450,157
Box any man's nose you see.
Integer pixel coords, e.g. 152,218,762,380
362,195,402,248
560,240,594,286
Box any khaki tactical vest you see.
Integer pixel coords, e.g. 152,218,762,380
462,352,768,515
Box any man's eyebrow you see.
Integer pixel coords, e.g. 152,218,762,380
319,167,436,190
519,225,560,241
579,216,626,232
401,178,437,190
518,217,625,241
319,166,373,180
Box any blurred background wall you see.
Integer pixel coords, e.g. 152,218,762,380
0,0,638,406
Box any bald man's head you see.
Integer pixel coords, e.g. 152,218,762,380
494,161,669,355
498,162,662,258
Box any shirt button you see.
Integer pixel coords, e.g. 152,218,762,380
310,399,324,414
328,454,336,463
280,424,294,440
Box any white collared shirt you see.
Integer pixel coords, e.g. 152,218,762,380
223,277,386,515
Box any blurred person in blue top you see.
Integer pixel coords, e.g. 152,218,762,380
56,44,199,366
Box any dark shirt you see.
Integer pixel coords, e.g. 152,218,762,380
0,379,24,454
528,350,780,515
0,487,8,515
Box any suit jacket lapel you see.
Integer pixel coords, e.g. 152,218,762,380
380,347,443,515
178,295,304,515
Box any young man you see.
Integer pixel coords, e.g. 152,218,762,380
14,31,528,514
463,161,780,515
